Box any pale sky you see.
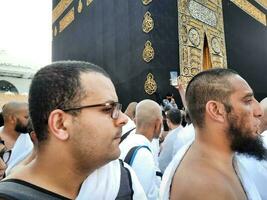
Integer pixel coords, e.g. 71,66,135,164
0,0,52,68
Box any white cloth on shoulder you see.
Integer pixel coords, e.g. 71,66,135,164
120,133,160,200
151,138,160,168
160,140,192,200
236,130,267,200
159,126,183,172
122,116,136,136
160,140,262,200
262,130,267,149
234,156,262,200
76,159,147,200
6,134,33,175
172,124,195,157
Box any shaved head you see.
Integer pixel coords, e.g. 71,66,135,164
260,97,267,132
124,102,138,120
2,102,28,120
135,99,162,128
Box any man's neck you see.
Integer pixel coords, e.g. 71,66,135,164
169,124,180,130
192,128,234,168
136,127,154,141
9,151,93,199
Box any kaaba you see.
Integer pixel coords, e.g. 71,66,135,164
52,0,267,107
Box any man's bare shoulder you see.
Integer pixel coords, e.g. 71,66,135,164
170,162,235,200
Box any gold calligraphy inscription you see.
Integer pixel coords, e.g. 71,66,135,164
144,73,157,95
142,12,154,33
52,0,73,24
142,0,152,6
78,0,83,13
143,41,155,62
87,0,93,6
54,26,58,37
59,7,75,33
255,0,267,10
231,0,266,26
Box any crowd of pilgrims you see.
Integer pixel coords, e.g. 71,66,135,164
0,62,266,200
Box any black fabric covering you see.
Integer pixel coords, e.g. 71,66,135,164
52,0,180,108
52,0,267,107
223,0,267,101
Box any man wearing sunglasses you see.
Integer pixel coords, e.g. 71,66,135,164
0,61,146,199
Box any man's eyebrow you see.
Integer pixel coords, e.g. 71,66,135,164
242,92,254,99
104,100,118,104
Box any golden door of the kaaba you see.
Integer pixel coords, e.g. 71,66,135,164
178,0,228,85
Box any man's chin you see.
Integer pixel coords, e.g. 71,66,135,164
110,148,121,160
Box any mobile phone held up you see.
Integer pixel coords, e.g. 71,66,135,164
169,71,178,86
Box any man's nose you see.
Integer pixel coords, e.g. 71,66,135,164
116,111,128,126
254,99,263,118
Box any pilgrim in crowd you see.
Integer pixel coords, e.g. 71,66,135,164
0,65,266,200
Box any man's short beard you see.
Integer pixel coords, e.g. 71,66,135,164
15,120,28,133
228,115,267,161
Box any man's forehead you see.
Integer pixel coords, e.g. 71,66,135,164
17,108,29,115
229,75,253,96
80,72,118,102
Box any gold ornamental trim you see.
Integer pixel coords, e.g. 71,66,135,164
142,12,154,33
144,73,157,95
255,0,267,9
87,0,93,6
143,41,154,62
59,7,75,33
142,0,152,6
231,0,266,26
52,0,73,24
78,0,83,13
54,26,58,37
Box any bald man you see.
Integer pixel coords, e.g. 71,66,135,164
0,102,33,175
119,99,162,200
1,102,29,149
124,102,138,120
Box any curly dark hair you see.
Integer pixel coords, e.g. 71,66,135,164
29,61,110,142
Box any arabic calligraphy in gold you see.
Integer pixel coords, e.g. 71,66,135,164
178,0,228,87
52,0,73,24
142,0,152,6
231,0,266,26
142,12,154,33
78,0,83,13
144,73,157,95
54,26,58,37
59,7,75,33
87,0,93,6
143,41,154,62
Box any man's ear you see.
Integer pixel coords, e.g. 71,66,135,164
10,115,17,124
48,109,70,141
206,101,226,123
154,118,162,134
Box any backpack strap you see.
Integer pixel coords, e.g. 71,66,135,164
116,160,134,200
124,145,151,166
120,128,136,144
156,171,163,178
